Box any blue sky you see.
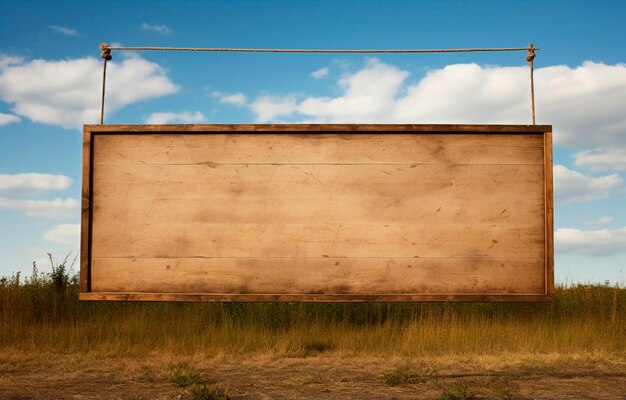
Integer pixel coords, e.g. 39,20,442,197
0,0,625,284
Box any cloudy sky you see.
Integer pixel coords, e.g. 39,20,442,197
0,0,625,284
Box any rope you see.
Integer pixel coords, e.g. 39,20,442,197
98,44,539,125
105,45,539,54
526,43,536,125
100,43,111,125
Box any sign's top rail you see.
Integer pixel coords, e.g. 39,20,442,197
84,123,552,133
98,43,539,126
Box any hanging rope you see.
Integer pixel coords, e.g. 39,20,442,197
526,43,537,125
98,44,539,125
100,43,112,125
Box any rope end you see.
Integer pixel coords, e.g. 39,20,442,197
100,43,112,61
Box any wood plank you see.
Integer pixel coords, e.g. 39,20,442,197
93,194,544,228
92,164,545,196
544,131,555,295
85,123,552,133
79,293,555,302
91,223,544,258
91,257,545,294
80,129,92,293
91,164,544,224
93,133,544,165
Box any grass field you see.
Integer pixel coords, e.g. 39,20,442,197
1,257,625,399
1,258,624,357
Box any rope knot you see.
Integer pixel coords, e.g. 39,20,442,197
526,43,535,63
100,43,112,61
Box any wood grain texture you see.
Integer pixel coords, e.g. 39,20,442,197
93,134,544,165
91,164,545,259
544,131,555,295
81,124,554,302
80,129,92,293
79,292,555,302
91,257,545,294
85,124,552,133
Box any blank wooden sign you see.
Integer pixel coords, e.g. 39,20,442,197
80,124,554,302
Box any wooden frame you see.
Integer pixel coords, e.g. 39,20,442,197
80,124,554,302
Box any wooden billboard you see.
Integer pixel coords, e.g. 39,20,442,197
80,124,554,302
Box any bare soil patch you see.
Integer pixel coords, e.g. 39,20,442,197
1,352,625,399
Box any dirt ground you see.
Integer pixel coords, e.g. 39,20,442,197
0,351,625,399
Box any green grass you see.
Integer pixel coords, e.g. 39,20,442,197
1,257,625,357
190,384,229,400
440,383,476,400
169,362,201,387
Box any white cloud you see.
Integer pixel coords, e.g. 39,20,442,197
556,227,626,256
243,59,626,152
537,62,626,150
393,61,626,150
211,91,247,106
585,216,614,225
298,59,409,122
250,95,299,123
146,111,205,124
0,197,78,218
574,148,626,172
250,59,513,123
0,53,23,69
554,165,622,205
311,67,329,79
43,223,80,245
249,59,409,123
392,63,527,123
0,173,72,196
0,54,178,129
141,22,172,35
48,25,79,36
0,112,20,126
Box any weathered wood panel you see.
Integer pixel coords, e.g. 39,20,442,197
544,132,555,296
81,124,554,302
80,130,92,293
91,257,545,294
93,133,545,165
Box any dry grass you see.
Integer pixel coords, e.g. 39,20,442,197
1,351,625,399
1,262,625,358
2,259,625,398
